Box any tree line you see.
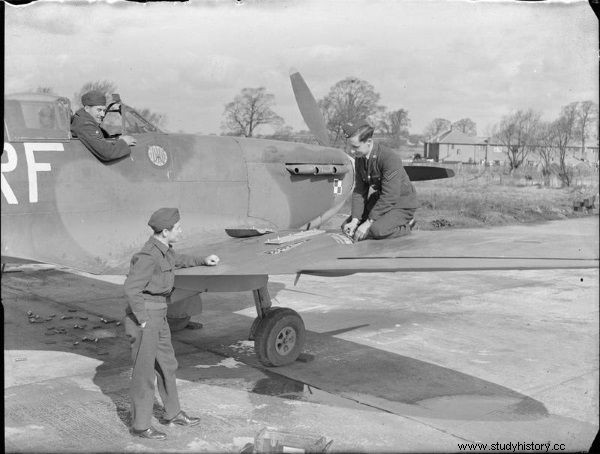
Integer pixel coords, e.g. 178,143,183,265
221,77,416,147
492,102,598,186
220,78,598,187
220,77,490,145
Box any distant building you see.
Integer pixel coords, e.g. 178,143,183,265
563,145,599,166
423,129,599,167
586,146,599,165
423,129,508,165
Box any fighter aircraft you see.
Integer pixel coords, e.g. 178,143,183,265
2,71,597,367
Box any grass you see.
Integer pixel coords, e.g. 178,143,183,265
330,163,599,231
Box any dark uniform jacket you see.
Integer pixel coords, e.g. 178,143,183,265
71,108,131,162
351,143,417,221
124,236,207,324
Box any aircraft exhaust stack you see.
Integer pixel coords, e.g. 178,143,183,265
285,164,346,176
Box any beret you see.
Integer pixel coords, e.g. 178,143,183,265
148,208,180,232
342,120,371,138
81,90,107,107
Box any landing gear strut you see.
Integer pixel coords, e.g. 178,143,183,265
169,274,307,366
249,285,306,367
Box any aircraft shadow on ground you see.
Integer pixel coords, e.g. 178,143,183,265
175,310,549,423
4,268,547,428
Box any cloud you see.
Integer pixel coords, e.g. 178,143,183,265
305,44,356,61
4,0,597,136
7,6,79,35
177,54,249,90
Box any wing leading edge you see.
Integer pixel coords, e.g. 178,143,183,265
175,218,598,289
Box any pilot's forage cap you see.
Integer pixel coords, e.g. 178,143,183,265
81,90,107,107
342,120,371,139
148,208,180,232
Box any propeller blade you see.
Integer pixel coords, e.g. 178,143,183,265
404,166,455,181
290,69,331,147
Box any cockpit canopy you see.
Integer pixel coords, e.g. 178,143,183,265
102,97,161,136
4,93,72,141
4,92,161,142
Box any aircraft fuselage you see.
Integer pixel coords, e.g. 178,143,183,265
2,95,354,274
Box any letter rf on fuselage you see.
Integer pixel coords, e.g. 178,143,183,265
2,142,63,204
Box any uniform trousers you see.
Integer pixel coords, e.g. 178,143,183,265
125,307,181,430
363,192,416,239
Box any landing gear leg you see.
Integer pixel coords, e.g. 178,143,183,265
249,285,272,340
249,281,306,367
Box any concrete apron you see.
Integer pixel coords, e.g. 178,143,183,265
3,222,599,452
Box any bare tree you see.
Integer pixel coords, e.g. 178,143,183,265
221,87,283,137
318,77,384,144
373,109,410,136
550,102,578,187
575,100,599,159
408,133,425,145
534,121,556,186
452,118,477,136
423,118,451,140
73,80,118,109
493,109,541,171
373,108,411,146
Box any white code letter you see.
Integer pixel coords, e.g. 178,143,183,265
1,143,18,204
24,143,63,203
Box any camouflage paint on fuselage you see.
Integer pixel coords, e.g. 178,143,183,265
238,137,353,229
2,94,354,274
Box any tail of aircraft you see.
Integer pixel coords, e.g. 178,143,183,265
289,69,331,147
289,70,454,182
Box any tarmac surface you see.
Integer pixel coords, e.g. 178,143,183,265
3,217,599,453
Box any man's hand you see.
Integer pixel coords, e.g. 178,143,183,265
342,218,360,238
121,135,137,146
204,254,220,266
353,219,373,241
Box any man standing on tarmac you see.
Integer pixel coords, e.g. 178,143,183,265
341,120,417,241
124,208,220,440
71,90,137,162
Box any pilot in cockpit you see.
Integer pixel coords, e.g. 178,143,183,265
38,105,56,129
71,90,137,162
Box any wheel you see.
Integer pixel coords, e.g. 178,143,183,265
167,315,191,332
254,307,305,367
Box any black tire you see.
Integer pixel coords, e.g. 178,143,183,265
254,307,305,367
249,315,262,341
167,315,191,332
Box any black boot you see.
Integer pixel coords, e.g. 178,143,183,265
161,410,200,427
131,426,167,440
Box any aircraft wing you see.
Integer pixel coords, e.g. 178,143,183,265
174,219,598,291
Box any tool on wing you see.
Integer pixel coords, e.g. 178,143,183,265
265,229,325,245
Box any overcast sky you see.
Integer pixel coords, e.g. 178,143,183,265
5,0,598,136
